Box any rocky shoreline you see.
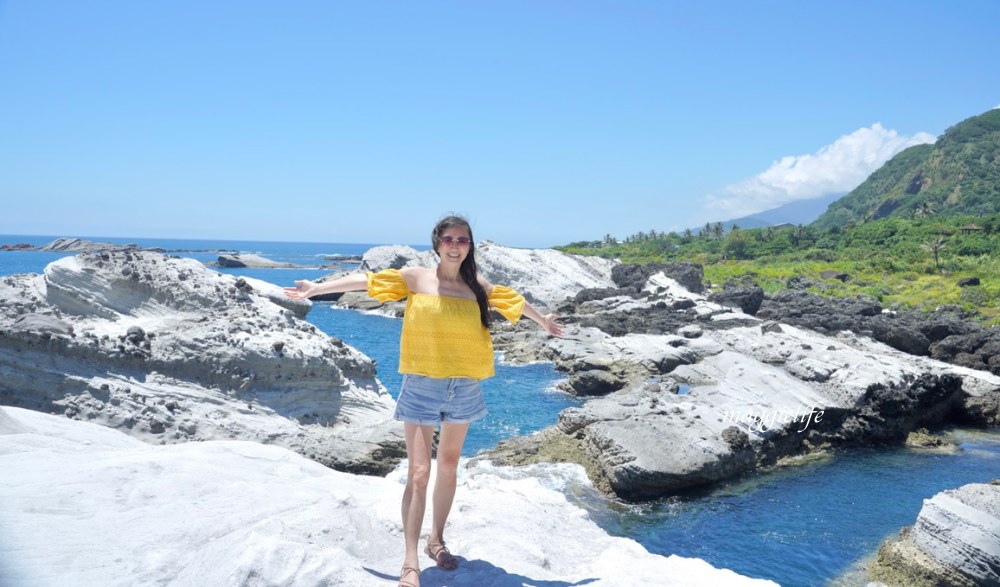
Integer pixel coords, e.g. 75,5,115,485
318,246,1000,502
2,243,998,584
481,264,999,493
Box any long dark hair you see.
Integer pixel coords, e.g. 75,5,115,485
432,215,492,328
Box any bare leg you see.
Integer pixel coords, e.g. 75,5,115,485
427,422,469,570
401,423,434,584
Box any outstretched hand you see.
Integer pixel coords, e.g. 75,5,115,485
542,313,564,337
283,280,314,301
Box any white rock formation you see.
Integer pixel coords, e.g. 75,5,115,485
871,481,1000,586
357,242,617,308
239,275,312,317
0,251,402,473
911,482,1000,585
0,407,777,587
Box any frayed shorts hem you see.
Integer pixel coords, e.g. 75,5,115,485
393,373,487,426
393,408,488,426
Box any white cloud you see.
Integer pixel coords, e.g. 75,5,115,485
701,124,936,220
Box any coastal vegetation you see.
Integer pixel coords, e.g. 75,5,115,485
560,108,1000,324
559,214,1000,324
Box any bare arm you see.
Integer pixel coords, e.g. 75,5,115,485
479,276,563,337
283,272,369,301
522,302,563,337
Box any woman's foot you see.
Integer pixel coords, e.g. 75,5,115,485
424,541,459,571
398,565,420,587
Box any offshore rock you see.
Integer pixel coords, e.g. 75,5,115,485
216,253,298,269
37,237,148,253
870,481,1000,586
0,251,403,475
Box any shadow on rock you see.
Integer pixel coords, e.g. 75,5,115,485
364,558,599,586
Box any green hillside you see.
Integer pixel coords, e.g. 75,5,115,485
559,108,1000,324
813,108,1000,229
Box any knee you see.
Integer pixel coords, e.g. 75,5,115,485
436,455,460,477
408,463,432,490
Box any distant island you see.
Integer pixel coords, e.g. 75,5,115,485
0,237,231,254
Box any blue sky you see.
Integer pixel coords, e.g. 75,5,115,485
2,1,998,248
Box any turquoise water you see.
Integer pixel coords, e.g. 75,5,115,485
585,432,1000,586
309,304,577,456
4,235,1000,586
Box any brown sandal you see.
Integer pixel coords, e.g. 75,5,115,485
424,541,459,571
398,565,420,587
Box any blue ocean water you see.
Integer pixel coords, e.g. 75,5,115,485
4,234,1000,587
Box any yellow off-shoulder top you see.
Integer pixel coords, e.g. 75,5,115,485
367,268,525,379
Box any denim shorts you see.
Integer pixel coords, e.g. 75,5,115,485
394,374,487,426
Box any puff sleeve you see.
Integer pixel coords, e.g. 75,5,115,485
366,269,409,302
488,285,525,324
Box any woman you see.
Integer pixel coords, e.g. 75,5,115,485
284,215,562,587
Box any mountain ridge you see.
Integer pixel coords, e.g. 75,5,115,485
813,108,1000,228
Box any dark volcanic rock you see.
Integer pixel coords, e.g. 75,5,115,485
572,307,693,337
574,287,641,304
785,276,813,290
560,369,628,396
758,289,1000,374
612,262,704,294
708,277,764,316
757,290,881,334
867,315,933,356
819,269,850,282
838,373,964,442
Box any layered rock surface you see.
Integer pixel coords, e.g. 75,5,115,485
0,251,403,474
871,480,1000,586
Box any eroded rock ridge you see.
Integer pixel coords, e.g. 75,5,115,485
0,251,403,474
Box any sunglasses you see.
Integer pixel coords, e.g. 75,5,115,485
439,236,472,246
